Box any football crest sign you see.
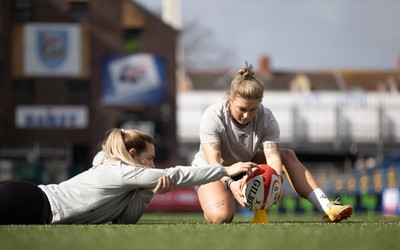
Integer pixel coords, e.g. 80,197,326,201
37,30,67,69
24,23,81,76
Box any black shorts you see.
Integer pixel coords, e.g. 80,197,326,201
0,180,51,225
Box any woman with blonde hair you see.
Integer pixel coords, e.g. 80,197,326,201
192,63,353,223
0,128,254,225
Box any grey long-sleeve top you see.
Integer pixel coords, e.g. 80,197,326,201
39,152,224,224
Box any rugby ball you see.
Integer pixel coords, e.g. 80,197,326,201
241,164,282,211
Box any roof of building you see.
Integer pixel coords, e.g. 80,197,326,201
183,69,400,93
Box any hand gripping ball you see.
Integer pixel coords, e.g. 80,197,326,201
241,164,282,211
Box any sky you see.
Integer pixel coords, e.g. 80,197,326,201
134,0,400,71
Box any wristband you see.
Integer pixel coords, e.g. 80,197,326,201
224,177,233,190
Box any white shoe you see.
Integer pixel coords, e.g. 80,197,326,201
323,198,353,223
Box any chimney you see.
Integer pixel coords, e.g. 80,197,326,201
397,55,400,75
257,54,272,80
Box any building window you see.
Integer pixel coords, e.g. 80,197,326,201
123,29,142,53
12,0,34,21
14,80,34,101
68,2,89,22
68,80,89,101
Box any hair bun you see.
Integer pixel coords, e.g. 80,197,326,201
238,62,254,79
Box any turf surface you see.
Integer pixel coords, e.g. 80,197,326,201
1,213,399,250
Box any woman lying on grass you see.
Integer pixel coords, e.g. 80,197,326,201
0,128,255,225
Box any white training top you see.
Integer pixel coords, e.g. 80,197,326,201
192,98,280,167
39,152,225,224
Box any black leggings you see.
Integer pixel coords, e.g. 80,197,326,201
0,180,51,225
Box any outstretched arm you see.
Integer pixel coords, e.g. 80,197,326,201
202,141,258,175
149,176,174,194
125,162,253,190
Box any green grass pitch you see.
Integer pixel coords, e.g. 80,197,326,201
1,213,399,250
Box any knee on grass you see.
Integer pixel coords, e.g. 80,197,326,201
204,210,234,224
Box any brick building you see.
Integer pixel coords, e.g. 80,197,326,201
0,0,179,183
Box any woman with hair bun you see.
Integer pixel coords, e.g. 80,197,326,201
192,63,353,224
0,128,253,225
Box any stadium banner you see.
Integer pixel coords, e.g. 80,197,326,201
23,23,81,76
309,167,400,196
101,53,166,105
382,188,400,217
15,105,88,129
146,188,202,212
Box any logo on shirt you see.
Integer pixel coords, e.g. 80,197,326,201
238,133,248,147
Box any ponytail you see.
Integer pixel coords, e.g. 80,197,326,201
100,128,154,167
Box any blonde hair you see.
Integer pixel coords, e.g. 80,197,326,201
228,62,264,102
100,128,154,167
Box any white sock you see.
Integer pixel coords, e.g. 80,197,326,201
307,188,331,212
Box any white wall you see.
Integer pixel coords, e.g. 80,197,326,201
177,91,400,144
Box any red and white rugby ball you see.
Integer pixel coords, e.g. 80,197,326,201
241,164,282,211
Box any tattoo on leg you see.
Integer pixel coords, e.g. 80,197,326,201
210,200,225,210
